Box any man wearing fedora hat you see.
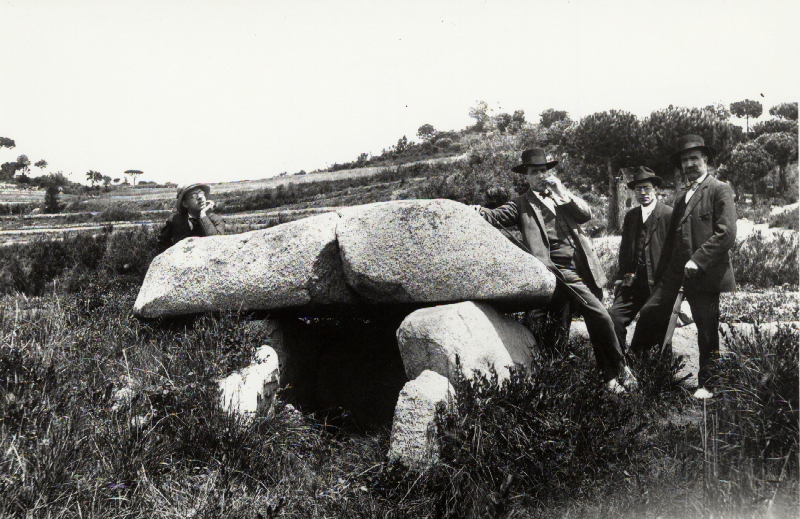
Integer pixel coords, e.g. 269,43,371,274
158,183,226,250
608,167,673,350
475,148,635,393
629,135,737,399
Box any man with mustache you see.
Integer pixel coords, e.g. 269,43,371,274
629,135,737,399
474,148,635,394
608,167,673,351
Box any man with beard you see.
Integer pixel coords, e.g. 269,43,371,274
474,148,636,394
608,167,673,351
629,135,737,399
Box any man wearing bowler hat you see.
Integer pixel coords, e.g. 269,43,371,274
474,148,636,394
608,167,673,351
629,135,737,399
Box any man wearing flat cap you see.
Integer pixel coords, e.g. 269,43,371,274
629,135,737,399
608,167,673,350
474,148,636,394
158,183,226,250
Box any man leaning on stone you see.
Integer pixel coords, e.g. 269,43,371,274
473,148,636,394
608,167,673,351
158,183,226,251
629,135,737,399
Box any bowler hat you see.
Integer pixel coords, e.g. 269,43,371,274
669,134,717,167
176,183,211,212
511,148,559,174
626,166,662,189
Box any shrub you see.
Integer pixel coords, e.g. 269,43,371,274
704,325,800,513
0,226,160,296
414,338,688,517
736,200,772,224
732,231,799,289
770,207,799,230
95,205,143,222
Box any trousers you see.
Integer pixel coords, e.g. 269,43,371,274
608,275,651,353
629,259,720,387
536,263,625,382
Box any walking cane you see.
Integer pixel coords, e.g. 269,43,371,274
660,286,685,356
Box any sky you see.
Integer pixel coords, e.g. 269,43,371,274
1,0,798,186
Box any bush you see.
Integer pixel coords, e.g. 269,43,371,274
732,231,799,289
0,226,160,296
704,325,800,512
409,337,689,517
0,203,35,216
770,207,799,230
96,205,143,222
736,200,772,224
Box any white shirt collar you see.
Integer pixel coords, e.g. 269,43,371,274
531,190,557,215
685,172,709,203
640,200,657,223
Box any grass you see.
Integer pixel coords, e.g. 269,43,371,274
1,276,796,517
0,225,796,517
0,153,798,516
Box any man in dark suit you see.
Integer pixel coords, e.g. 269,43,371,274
158,183,226,251
474,149,635,394
608,167,673,350
630,135,737,399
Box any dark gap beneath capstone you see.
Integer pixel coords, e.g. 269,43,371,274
277,309,410,432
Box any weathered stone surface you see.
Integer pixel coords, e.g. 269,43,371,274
397,301,537,383
218,345,280,417
134,213,354,318
336,199,556,307
389,370,455,469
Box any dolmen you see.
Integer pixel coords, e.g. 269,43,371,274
135,199,556,469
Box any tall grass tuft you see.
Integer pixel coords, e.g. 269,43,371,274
697,325,799,515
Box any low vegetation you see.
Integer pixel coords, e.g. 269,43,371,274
0,101,797,516
771,206,799,230
0,221,795,517
732,231,799,289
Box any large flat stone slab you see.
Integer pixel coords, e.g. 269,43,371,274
134,213,354,318
397,301,537,383
336,199,556,308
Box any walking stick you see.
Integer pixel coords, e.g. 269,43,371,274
660,286,685,356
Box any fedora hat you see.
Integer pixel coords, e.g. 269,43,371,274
511,148,558,174
626,166,662,189
669,134,717,167
176,183,210,211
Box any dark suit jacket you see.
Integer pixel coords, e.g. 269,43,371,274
655,175,737,293
157,212,226,251
480,190,607,292
617,201,672,291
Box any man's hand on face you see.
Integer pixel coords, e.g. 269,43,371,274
199,200,214,218
684,259,701,278
544,177,566,198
